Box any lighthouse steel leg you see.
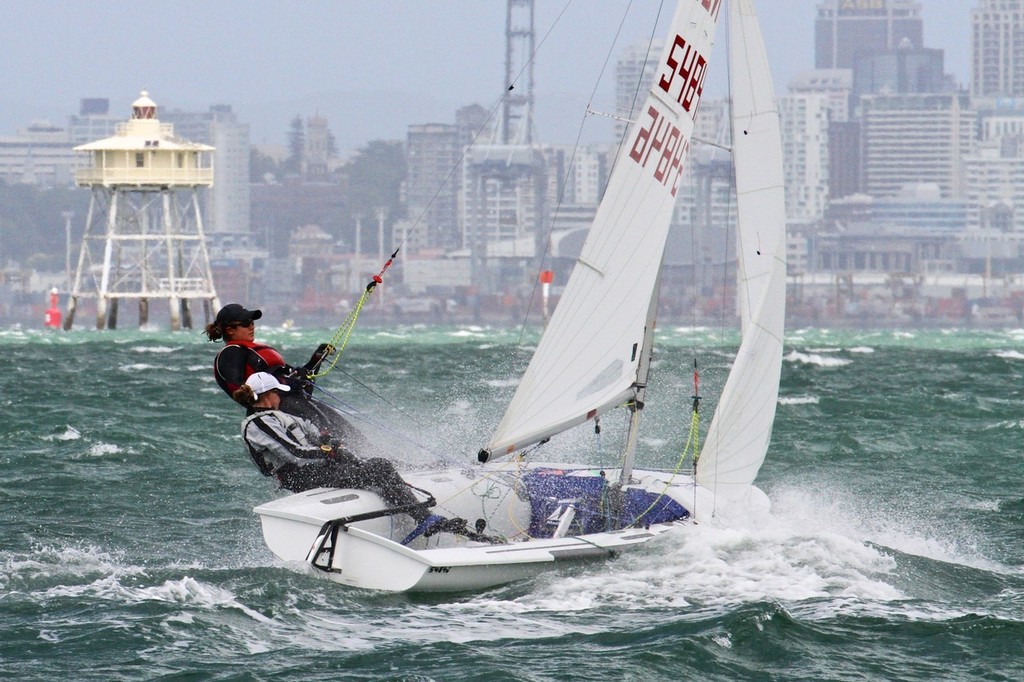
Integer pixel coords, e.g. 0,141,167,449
64,191,99,330
96,192,118,330
163,190,181,330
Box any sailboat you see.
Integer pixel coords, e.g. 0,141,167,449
253,0,786,593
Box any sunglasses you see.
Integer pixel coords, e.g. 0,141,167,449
226,320,255,329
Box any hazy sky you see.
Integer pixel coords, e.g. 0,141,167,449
1,1,975,150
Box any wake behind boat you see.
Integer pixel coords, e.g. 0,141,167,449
254,0,786,593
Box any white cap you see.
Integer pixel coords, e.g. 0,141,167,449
245,372,291,398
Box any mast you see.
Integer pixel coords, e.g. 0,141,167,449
619,267,662,485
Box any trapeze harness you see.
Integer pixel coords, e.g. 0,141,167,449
241,408,328,487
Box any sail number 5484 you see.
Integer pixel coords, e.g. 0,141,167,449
659,36,708,113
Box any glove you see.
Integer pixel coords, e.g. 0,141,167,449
313,343,335,360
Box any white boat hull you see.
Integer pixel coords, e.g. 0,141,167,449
253,463,753,592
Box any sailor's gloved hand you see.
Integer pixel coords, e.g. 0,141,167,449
313,343,335,359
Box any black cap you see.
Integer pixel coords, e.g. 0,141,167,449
215,303,263,325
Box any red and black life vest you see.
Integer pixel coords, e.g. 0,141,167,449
213,340,290,397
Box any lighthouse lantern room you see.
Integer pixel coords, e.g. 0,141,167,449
65,90,220,330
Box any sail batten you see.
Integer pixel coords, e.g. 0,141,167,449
482,0,722,460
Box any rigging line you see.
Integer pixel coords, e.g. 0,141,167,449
310,387,450,463
515,0,652,346
709,11,742,515
394,93,505,253
616,0,667,158
629,361,701,525
311,375,464,464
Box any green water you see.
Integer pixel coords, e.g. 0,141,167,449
1,325,1022,680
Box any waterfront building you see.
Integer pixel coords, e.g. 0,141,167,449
874,183,969,232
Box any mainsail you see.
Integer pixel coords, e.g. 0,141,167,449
480,0,723,461
695,0,786,501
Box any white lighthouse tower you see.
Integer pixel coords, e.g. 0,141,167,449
65,90,220,330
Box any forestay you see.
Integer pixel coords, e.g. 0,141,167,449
480,0,724,460
696,0,786,501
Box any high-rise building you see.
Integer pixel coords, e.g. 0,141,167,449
860,93,976,199
406,123,463,253
68,98,120,145
815,0,924,70
779,94,831,221
404,104,489,253
964,107,1024,233
971,0,1024,98
789,70,857,199
852,44,949,99
615,40,663,143
163,105,250,237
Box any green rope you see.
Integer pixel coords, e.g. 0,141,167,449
309,249,399,380
308,286,374,379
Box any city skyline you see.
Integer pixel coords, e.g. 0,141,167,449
1,1,974,150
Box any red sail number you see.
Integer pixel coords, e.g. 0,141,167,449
658,36,708,114
701,0,722,20
628,105,689,197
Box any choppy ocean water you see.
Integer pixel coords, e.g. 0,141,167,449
1,324,1022,681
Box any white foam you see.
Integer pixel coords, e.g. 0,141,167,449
449,327,487,338
1,544,143,586
485,378,519,388
993,349,1024,360
444,399,472,414
43,426,81,441
87,443,124,456
130,345,180,353
771,484,1008,575
785,351,852,367
779,396,819,405
119,363,159,372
